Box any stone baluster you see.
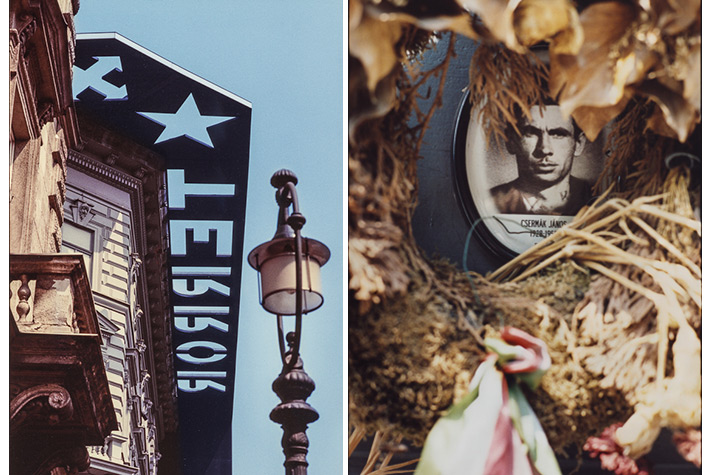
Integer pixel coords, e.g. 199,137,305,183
16,274,32,324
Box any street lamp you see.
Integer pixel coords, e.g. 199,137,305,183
247,169,330,475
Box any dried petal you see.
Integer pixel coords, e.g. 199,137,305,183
645,105,678,139
513,0,574,47
350,0,364,30
349,13,404,93
348,59,398,135
584,424,653,475
614,406,661,459
680,41,701,110
570,98,630,143
639,78,699,142
549,5,583,55
651,0,700,35
672,429,701,467
363,0,478,38
458,0,525,51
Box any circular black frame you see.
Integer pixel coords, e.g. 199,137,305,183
452,90,519,260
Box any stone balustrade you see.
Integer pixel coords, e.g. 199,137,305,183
10,253,100,335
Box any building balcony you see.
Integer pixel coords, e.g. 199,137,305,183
10,253,118,475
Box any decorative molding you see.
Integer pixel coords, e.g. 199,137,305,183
16,16,38,47
134,167,148,180
68,151,144,192
48,193,64,226
49,193,64,252
10,384,74,432
69,196,95,226
10,39,21,75
51,210,62,253
67,145,179,436
130,252,142,281
64,12,76,64
52,132,68,171
38,101,55,128
38,445,91,475
57,178,67,203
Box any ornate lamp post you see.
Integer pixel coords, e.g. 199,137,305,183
248,169,330,475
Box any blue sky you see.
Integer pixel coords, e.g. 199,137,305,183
74,2,344,473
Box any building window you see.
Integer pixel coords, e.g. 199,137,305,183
61,221,94,280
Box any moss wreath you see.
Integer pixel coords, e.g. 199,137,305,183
348,0,700,471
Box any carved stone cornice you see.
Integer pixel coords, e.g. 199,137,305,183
68,150,144,191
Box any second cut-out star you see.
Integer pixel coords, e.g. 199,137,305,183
138,93,234,148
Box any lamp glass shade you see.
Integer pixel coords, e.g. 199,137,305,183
259,253,324,315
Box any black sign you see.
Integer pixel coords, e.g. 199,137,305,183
74,33,251,474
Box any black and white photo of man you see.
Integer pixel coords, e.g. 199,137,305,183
490,104,592,215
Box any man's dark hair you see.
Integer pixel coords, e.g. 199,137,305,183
505,99,583,144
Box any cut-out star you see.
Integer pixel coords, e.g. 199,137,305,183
137,93,234,148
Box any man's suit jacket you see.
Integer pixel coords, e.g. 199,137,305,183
489,176,592,215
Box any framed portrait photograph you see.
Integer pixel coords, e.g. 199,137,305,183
452,91,607,258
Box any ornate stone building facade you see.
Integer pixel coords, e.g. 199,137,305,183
10,0,79,254
10,1,115,474
9,1,180,473
61,118,181,475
